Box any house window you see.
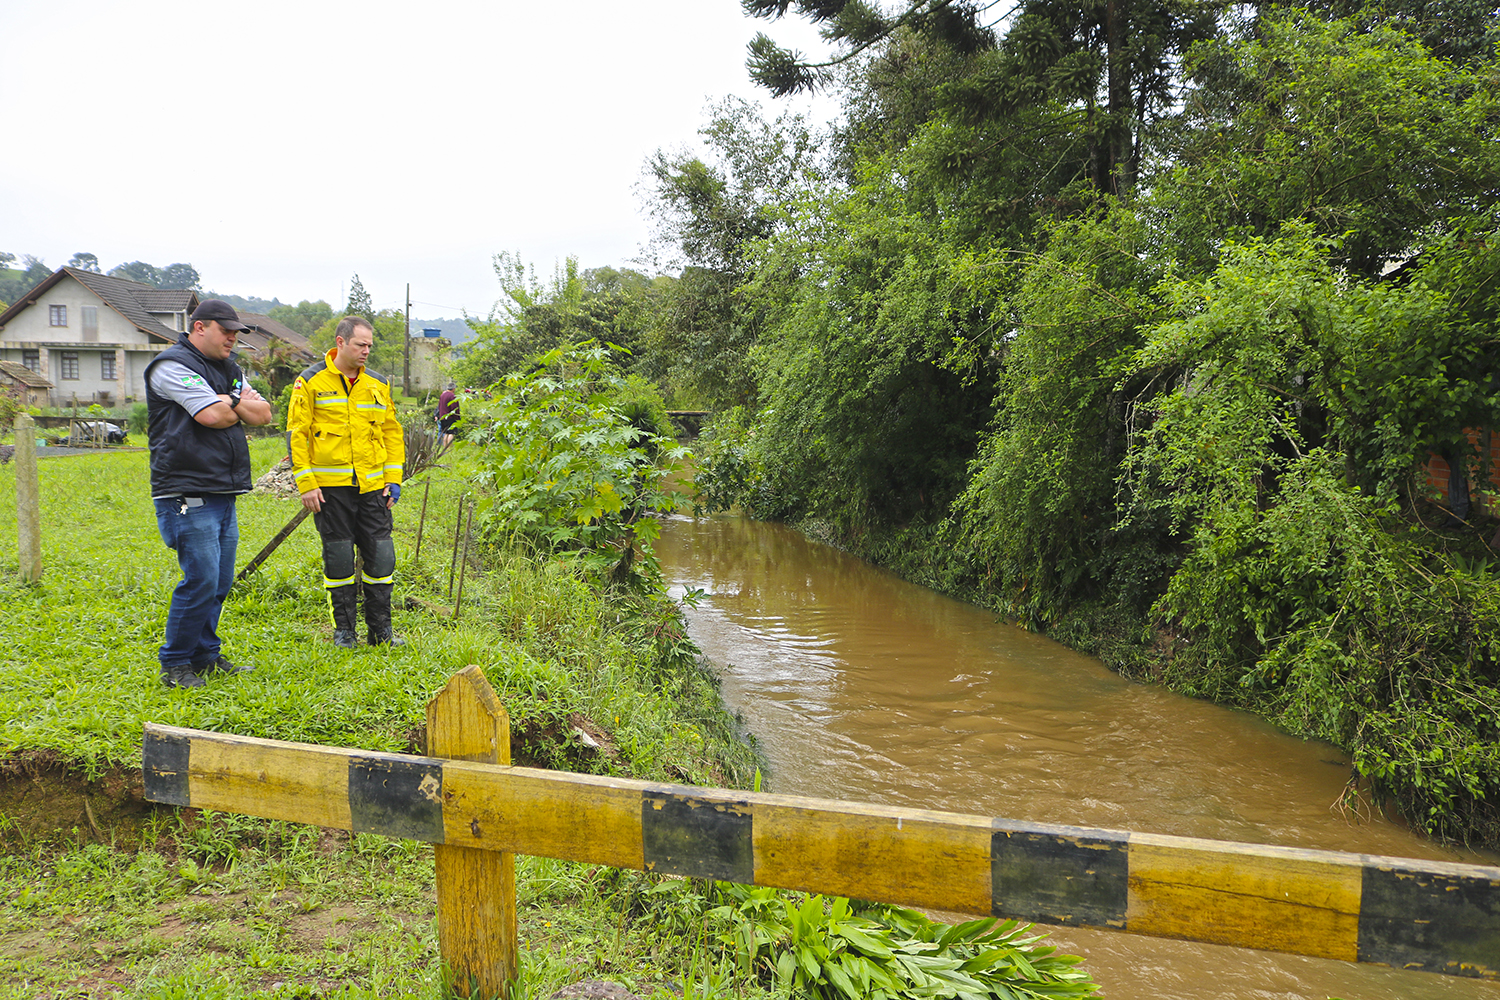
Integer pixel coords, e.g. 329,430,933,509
49,305,67,326
101,353,117,380
60,351,79,380
22,349,40,372
82,305,98,342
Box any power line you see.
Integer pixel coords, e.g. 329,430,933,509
410,299,471,313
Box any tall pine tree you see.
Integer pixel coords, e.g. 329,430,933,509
345,274,375,323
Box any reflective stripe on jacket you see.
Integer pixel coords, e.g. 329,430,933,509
287,348,405,495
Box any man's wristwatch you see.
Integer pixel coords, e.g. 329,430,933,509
229,392,241,410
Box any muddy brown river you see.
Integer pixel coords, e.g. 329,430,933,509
656,511,1500,1000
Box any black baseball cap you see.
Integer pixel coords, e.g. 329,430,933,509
191,299,250,331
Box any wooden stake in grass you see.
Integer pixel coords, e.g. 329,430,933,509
14,413,42,583
454,499,475,621
236,507,312,583
414,477,433,565
427,666,516,1000
448,495,465,601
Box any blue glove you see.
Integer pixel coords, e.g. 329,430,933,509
386,484,401,506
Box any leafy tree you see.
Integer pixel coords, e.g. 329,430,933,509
21,255,49,285
108,261,161,286
1118,226,1500,841
346,274,375,323
1302,0,1499,65
268,300,335,339
158,263,201,290
1161,13,1500,276
67,252,101,272
640,98,825,409
695,149,1003,532
0,253,40,307
0,255,50,305
749,0,1220,196
455,254,657,390
945,202,1168,624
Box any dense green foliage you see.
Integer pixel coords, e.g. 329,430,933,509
668,3,1500,845
267,298,335,338
700,886,1094,999
465,341,689,589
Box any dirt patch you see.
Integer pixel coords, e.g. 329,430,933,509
512,712,625,771
0,928,54,961
0,752,151,847
283,904,429,952
65,961,132,996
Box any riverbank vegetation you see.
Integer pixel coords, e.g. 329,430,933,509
1,400,1094,996
0,435,752,996
608,4,1500,848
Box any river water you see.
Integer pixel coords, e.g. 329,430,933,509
655,511,1500,1000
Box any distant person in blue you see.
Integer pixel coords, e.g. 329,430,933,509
437,380,460,445
144,299,273,689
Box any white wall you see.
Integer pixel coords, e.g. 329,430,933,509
0,275,163,404
409,336,451,394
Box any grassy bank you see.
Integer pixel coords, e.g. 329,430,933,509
0,437,1096,1000
0,437,763,997
0,438,755,784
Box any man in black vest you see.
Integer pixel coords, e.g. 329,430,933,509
145,299,273,688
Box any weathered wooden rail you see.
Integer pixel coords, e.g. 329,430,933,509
143,668,1500,997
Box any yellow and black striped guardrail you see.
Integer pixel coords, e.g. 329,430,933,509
143,720,1500,980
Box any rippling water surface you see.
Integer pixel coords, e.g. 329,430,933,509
656,512,1500,1000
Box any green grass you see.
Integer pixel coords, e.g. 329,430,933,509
0,814,771,1000
0,437,756,786
0,436,1093,1000
0,435,773,998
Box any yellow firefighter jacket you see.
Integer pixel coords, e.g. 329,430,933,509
288,348,405,495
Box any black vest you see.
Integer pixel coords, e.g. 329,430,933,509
145,336,252,497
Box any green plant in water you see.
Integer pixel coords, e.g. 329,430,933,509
467,339,691,589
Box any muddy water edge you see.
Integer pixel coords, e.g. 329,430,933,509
655,511,1500,1000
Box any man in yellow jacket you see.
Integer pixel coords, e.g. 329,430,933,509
288,316,406,647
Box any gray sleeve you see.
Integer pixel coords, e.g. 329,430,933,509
149,360,224,416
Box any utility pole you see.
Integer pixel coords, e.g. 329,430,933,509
403,283,411,396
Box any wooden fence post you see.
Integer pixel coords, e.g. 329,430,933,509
14,413,42,583
426,666,516,999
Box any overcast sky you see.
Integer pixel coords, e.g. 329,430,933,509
1,0,838,319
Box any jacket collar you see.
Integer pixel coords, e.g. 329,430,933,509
325,345,364,382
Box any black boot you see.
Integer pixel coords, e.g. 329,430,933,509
363,582,406,646
329,585,359,648
194,655,255,677
161,663,204,689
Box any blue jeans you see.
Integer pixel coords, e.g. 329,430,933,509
154,494,239,669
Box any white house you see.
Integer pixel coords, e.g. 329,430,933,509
0,266,197,406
